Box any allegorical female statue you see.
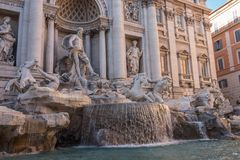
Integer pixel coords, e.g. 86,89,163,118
0,16,16,65
126,40,143,76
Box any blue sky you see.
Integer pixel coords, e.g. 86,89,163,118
206,0,227,10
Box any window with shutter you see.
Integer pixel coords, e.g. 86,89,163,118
235,30,240,42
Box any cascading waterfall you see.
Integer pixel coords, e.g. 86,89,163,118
81,103,173,146
189,121,208,139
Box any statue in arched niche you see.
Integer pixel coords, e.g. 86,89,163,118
62,27,98,91
0,16,16,65
126,40,142,77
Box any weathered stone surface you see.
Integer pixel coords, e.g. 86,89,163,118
0,106,70,155
81,103,173,146
171,111,204,139
16,88,91,114
197,112,232,139
165,97,193,112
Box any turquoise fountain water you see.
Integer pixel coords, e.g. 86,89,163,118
3,140,240,160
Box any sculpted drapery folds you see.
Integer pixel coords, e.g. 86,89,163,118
0,16,16,65
62,27,98,90
126,40,143,77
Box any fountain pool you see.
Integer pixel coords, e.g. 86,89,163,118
3,140,240,160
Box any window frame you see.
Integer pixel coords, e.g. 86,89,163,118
217,57,225,71
235,29,240,43
218,79,228,89
214,39,223,51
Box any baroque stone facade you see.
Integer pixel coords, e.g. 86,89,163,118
0,0,216,98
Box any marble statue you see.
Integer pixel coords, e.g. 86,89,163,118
36,65,60,91
5,60,38,93
126,40,142,76
123,73,154,102
0,16,16,65
122,74,172,103
151,76,173,101
62,27,98,90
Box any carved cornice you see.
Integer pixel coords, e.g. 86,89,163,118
56,16,111,33
0,0,24,8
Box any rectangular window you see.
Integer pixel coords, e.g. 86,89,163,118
238,75,240,84
156,9,163,24
161,54,168,75
214,40,223,51
177,15,184,29
201,62,209,77
181,58,190,76
217,58,224,71
235,30,240,42
196,21,203,34
237,49,240,64
218,79,228,89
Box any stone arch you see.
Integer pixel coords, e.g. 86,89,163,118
56,0,108,23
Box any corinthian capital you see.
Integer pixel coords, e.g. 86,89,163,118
185,16,195,26
165,9,175,21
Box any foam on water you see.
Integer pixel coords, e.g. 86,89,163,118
75,139,211,149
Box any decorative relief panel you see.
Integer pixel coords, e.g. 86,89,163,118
124,0,141,23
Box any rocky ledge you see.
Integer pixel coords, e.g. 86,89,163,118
16,87,91,114
0,106,70,155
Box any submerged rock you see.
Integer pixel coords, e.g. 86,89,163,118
0,106,70,155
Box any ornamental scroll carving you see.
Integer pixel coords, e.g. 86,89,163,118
124,0,141,23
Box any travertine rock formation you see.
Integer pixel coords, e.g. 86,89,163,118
0,106,70,155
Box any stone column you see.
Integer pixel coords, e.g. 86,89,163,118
54,27,59,65
147,1,161,81
99,27,107,79
27,0,44,66
19,0,30,65
45,15,55,73
84,31,91,60
204,21,217,81
186,15,200,89
111,0,127,79
142,2,150,77
166,6,180,87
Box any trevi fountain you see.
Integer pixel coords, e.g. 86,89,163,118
0,0,240,160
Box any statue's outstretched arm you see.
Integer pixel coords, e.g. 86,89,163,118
24,60,38,69
37,67,55,81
